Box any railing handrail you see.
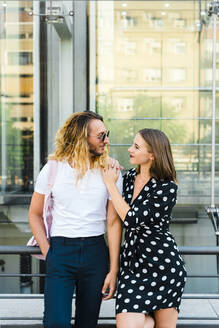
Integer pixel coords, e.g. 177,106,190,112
0,293,219,300
1,245,219,255
1,246,219,323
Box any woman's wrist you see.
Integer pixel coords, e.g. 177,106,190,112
109,266,119,275
106,181,116,190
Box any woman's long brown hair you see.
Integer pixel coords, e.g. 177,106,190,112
138,128,177,183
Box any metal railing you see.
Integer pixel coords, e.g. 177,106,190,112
1,246,219,324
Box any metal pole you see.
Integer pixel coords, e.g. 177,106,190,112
211,9,217,208
33,0,41,182
211,2,219,275
1,3,7,192
206,1,219,277
89,0,96,112
2,245,219,255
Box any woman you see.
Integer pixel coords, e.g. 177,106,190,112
102,128,187,328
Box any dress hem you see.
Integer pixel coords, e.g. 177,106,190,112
116,304,180,315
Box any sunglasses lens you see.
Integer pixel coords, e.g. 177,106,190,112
101,131,110,141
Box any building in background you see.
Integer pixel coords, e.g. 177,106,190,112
0,0,218,294
94,0,219,293
0,0,33,194
0,0,34,294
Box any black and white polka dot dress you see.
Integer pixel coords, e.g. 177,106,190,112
116,168,187,315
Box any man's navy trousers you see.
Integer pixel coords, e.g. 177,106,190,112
43,235,109,328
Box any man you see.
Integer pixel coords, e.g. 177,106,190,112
28,111,122,328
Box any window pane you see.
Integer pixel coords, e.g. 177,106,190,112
93,1,219,294
0,1,34,193
95,0,216,202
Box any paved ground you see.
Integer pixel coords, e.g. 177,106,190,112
1,294,219,327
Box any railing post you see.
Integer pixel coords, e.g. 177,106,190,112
206,206,219,274
206,0,219,276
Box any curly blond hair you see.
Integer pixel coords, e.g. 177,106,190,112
49,111,109,180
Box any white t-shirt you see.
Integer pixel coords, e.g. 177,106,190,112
35,161,123,238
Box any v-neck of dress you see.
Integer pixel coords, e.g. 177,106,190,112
130,171,153,206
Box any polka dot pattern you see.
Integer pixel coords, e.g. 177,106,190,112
116,168,187,315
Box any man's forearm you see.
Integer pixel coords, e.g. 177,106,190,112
29,214,50,257
107,218,122,273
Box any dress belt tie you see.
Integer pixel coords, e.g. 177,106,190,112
122,227,142,273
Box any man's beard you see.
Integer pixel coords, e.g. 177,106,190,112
89,149,102,157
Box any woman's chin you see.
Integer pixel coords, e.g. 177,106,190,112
129,158,136,165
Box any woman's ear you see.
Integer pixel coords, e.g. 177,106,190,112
150,153,154,161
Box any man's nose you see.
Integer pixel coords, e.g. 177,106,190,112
104,136,109,144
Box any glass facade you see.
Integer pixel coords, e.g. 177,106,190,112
0,0,34,194
92,0,219,293
94,0,219,206
0,0,75,294
0,0,219,294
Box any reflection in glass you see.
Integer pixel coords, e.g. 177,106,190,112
0,1,34,193
95,0,218,204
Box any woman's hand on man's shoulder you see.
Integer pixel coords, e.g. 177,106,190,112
108,157,124,170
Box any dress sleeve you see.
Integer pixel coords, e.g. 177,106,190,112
123,182,177,229
34,163,50,195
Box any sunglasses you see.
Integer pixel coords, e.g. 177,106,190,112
97,130,110,142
